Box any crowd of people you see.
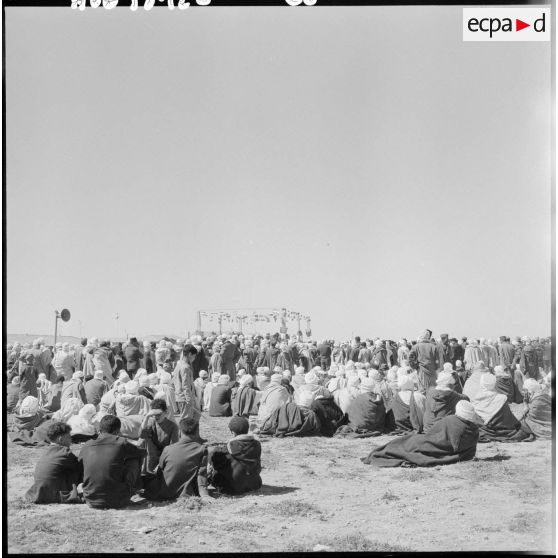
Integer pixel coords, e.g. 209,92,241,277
6,329,553,508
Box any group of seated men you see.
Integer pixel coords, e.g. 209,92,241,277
25,410,262,508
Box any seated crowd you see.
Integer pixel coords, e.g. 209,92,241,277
6,329,552,506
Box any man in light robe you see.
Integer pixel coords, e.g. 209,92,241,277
463,339,484,372
231,374,261,417
115,381,151,417
293,370,331,405
519,378,552,440
173,344,198,420
390,374,426,433
472,373,533,442
52,344,75,381
256,373,291,427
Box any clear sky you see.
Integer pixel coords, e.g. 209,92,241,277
5,5,552,342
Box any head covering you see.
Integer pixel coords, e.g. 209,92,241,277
270,373,284,385
199,370,209,379
94,370,105,380
493,365,507,377
125,381,139,395
479,373,497,391
19,396,39,416
53,397,84,422
135,368,148,381
305,371,319,385
472,361,486,372
523,378,543,395
443,363,453,371
455,400,479,422
117,383,127,394
218,375,230,385
398,375,415,391
436,371,455,389
298,391,314,408
211,372,221,383
239,374,254,387
295,366,305,376
360,378,376,393
147,373,159,386
118,371,130,383
139,376,150,387
79,404,97,419
72,370,84,380
12,376,21,386
369,370,382,382
347,376,360,389
158,371,172,385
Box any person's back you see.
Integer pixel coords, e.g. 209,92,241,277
84,375,108,407
423,373,468,434
209,378,232,417
143,417,209,501
209,417,262,495
347,391,386,432
25,422,83,504
7,379,20,413
79,415,146,509
125,340,143,376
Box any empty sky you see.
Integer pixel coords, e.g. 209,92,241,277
6,5,552,341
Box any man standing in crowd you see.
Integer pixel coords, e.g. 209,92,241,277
124,337,143,379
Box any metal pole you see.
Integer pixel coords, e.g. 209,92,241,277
54,311,59,347
219,315,222,335
197,311,201,333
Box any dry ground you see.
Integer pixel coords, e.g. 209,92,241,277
6,404,555,554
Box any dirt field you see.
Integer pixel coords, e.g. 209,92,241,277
6,405,555,554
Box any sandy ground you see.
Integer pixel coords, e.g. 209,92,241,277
6,405,555,554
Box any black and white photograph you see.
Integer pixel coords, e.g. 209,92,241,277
3,0,555,554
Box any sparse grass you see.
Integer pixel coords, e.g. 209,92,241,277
395,468,433,482
287,533,413,552
509,512,544,534
380,489,400,502
268,498,323,518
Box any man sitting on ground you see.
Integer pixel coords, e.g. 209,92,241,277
362,400,481,467
139,399,179,474
142,417,209,501
79,415,147,509
208,416,263,495
25,422,83,504
208,375,233,417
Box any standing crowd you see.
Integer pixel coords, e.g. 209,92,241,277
6,329,553,507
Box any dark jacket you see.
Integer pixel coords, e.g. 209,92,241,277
79,433,146,509
143,436,208,501
209,435,262,495
209,385,232,417
25,445,83,504
124,344,143,375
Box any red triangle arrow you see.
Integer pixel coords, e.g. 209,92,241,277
516,19,530,31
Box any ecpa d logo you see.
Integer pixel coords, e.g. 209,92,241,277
463,7,550,42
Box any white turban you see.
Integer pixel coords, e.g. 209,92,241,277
305,371,319,385
295,366,305,376
436,372,455,388
270,373,283,384
240,374,254,386
139,376,150,387
199,370,209,379
455,400,479,423
72,370,84,380
125,381,139,395
79,404,97,419
218,375,230,385
398,375,415,391
298,391,314,408
523,378,543,395
94,370,105,380
360,378,376,393
19,396,39,416
158,371,172,385
443,362,453,371
480,373,497,391
118,371,130,383
211,372,221,383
